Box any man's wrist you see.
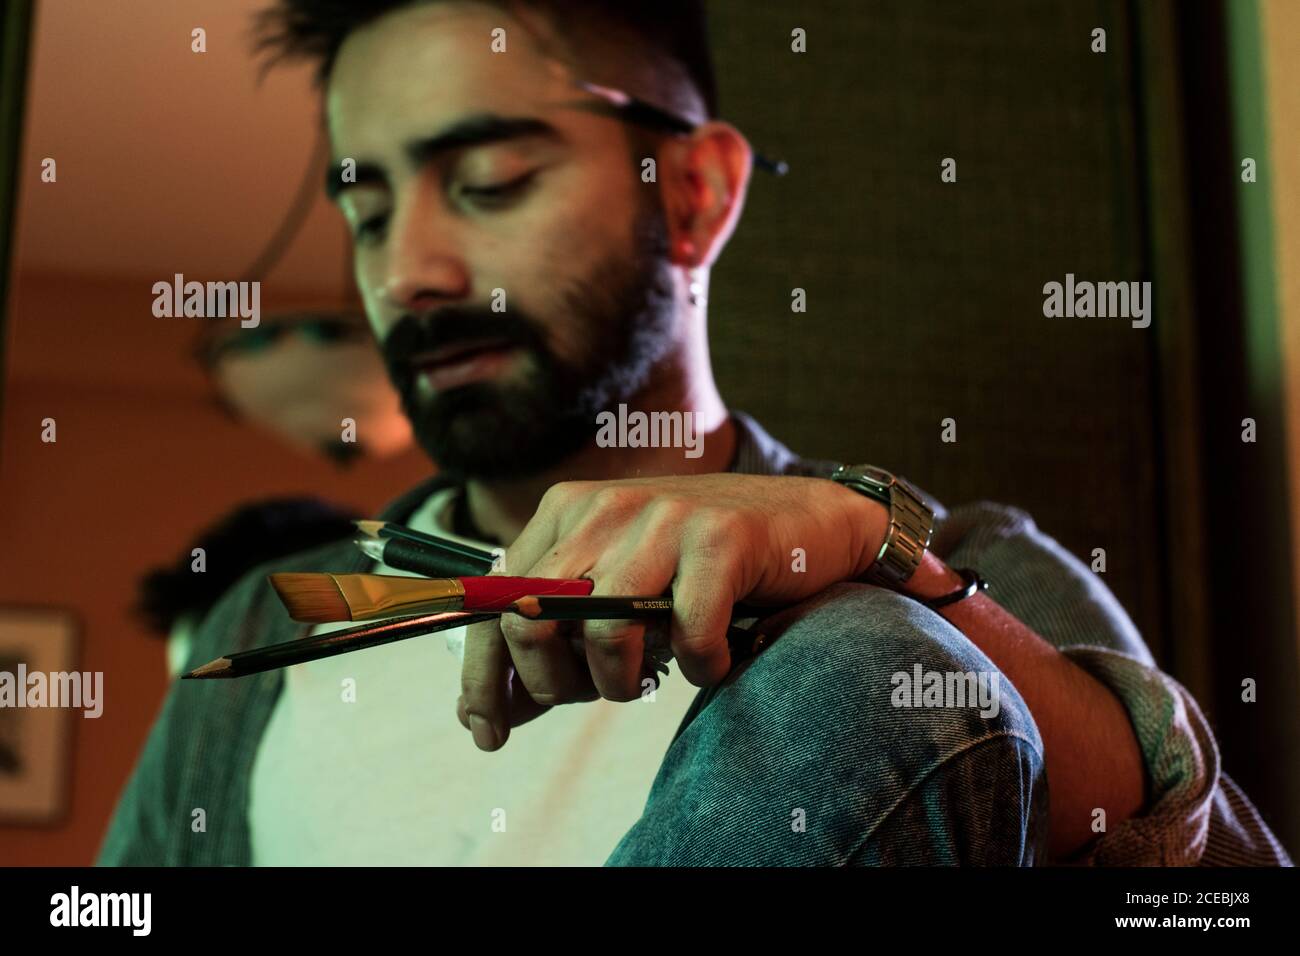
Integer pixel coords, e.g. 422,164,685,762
824,478,963,598
824,479,892,580
901,551,967,601
828,465,935,587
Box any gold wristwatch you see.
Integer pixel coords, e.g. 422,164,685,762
829,464,935,588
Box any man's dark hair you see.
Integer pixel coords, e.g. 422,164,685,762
134,497,361,636
254,0,718,121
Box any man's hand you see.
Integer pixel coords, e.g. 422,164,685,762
455,474,887,751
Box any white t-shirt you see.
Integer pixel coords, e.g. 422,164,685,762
248,487,700,865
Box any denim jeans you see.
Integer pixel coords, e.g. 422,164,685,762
606,582,1048,865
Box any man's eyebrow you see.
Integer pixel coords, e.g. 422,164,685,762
325,161,386,201
326,114,563,201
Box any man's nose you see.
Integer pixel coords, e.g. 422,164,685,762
377,184,471,316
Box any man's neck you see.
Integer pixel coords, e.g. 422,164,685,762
463,376,734,546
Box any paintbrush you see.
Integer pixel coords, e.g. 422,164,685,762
268,572,595,623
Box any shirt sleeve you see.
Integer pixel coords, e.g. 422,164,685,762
1058,645,1217,865
932,500,1291,866
97,565,272,866
96,683,181,865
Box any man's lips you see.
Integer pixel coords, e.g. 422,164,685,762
409,340,519,392
410,338,512,368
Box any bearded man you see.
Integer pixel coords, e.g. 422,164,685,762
100,0,1289,867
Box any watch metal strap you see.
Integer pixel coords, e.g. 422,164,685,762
831,465,935,588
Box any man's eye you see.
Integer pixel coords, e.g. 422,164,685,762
353,215,389,243
457,171,536,204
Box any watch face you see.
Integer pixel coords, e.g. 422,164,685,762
838,464,893,490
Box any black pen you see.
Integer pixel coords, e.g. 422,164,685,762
353,520,495,577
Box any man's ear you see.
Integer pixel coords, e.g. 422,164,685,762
660,121,753,268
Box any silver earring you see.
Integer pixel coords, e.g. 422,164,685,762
688,278,707,308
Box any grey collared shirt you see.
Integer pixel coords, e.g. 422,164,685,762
98,411,1290,865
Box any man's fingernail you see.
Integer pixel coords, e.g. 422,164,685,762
468,715,499,750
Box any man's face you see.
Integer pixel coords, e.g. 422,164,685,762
326,2,678,481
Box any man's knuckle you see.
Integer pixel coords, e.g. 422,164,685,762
459,674,496,701
585,625,640,655
674,626,726,658
647,497,692,528
689,506,747,544
541,481,583,510
591,484,632,512
501,617,550,649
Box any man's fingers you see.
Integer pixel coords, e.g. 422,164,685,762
669,550,739,686
576,545,677,700
505,669,555,728
500,614,593,704
485,494,600,704
580,618,648,701
460,618,513,751
473,507,587,706
456,671,561,736
500,528,620,703
497,480,591,575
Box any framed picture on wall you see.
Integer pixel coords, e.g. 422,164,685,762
0,607,79,824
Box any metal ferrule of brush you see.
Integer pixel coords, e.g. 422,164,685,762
332,574,466,620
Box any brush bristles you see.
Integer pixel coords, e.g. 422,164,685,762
268,573,353,623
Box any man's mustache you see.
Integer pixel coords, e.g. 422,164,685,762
380,307,547,378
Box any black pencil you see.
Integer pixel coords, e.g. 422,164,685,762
182,610,496,679
508,595,674,619
507,595,769,658
507,594,769,621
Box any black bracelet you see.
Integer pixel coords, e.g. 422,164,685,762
921,567,988,609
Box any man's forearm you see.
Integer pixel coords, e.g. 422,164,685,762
904,552,1146,858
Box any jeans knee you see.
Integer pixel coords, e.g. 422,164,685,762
740,581,1040,754
608,582,1048,865
654,582,1046,863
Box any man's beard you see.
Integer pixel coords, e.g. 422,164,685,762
380,207,676,482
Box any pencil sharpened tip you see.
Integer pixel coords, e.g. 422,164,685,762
184,658,233,679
